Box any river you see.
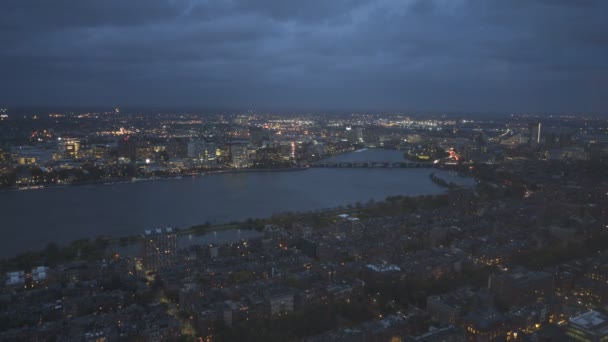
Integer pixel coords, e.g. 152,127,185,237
0,149,474,257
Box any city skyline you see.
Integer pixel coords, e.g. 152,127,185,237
2,1,608,341
2,0,608,114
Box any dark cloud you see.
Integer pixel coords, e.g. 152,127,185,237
1,0,607,113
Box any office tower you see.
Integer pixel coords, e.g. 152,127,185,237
142,228,177,270
529,122,542,145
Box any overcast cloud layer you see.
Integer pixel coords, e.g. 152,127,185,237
1,0,607,113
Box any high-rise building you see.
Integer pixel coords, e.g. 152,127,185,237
57,137,81,159
234,115,248,125
229,142,250,168
142,228,177,270
355,127,364,143
118,136,137,161
187,139,213,162
167,138,188,159
529,122,542,145
346,126,364,144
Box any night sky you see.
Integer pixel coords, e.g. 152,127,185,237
1,0,607,113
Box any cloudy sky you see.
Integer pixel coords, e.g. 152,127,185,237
1,0,607,113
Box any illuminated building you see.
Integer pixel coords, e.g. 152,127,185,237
14,146,53,164
57,137,81,159
529,122,542,146
254,145,292,167
0,148,10,166
91,144,111,159
17,156,37,165
565,310,608,342
141,228,177,270
204,143,217,162
463,309,506,341
187,139,217,163
229,142,250,168
356,127,364,143
346,126,364,144
234,115,248,125
136,145,154,162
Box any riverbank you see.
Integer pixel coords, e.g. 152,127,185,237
429,172,465,189
0,167,311,192
0,146,365,193
202,166,308,175
0,189,456,270
0,149,469,257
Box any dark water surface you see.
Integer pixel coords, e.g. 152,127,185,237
0,149,473,257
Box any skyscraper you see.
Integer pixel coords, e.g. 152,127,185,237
529,122,542,145
57,137,81,159
142,228,177,270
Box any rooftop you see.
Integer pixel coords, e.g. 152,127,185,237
569,310,607,329
143,227,175,235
